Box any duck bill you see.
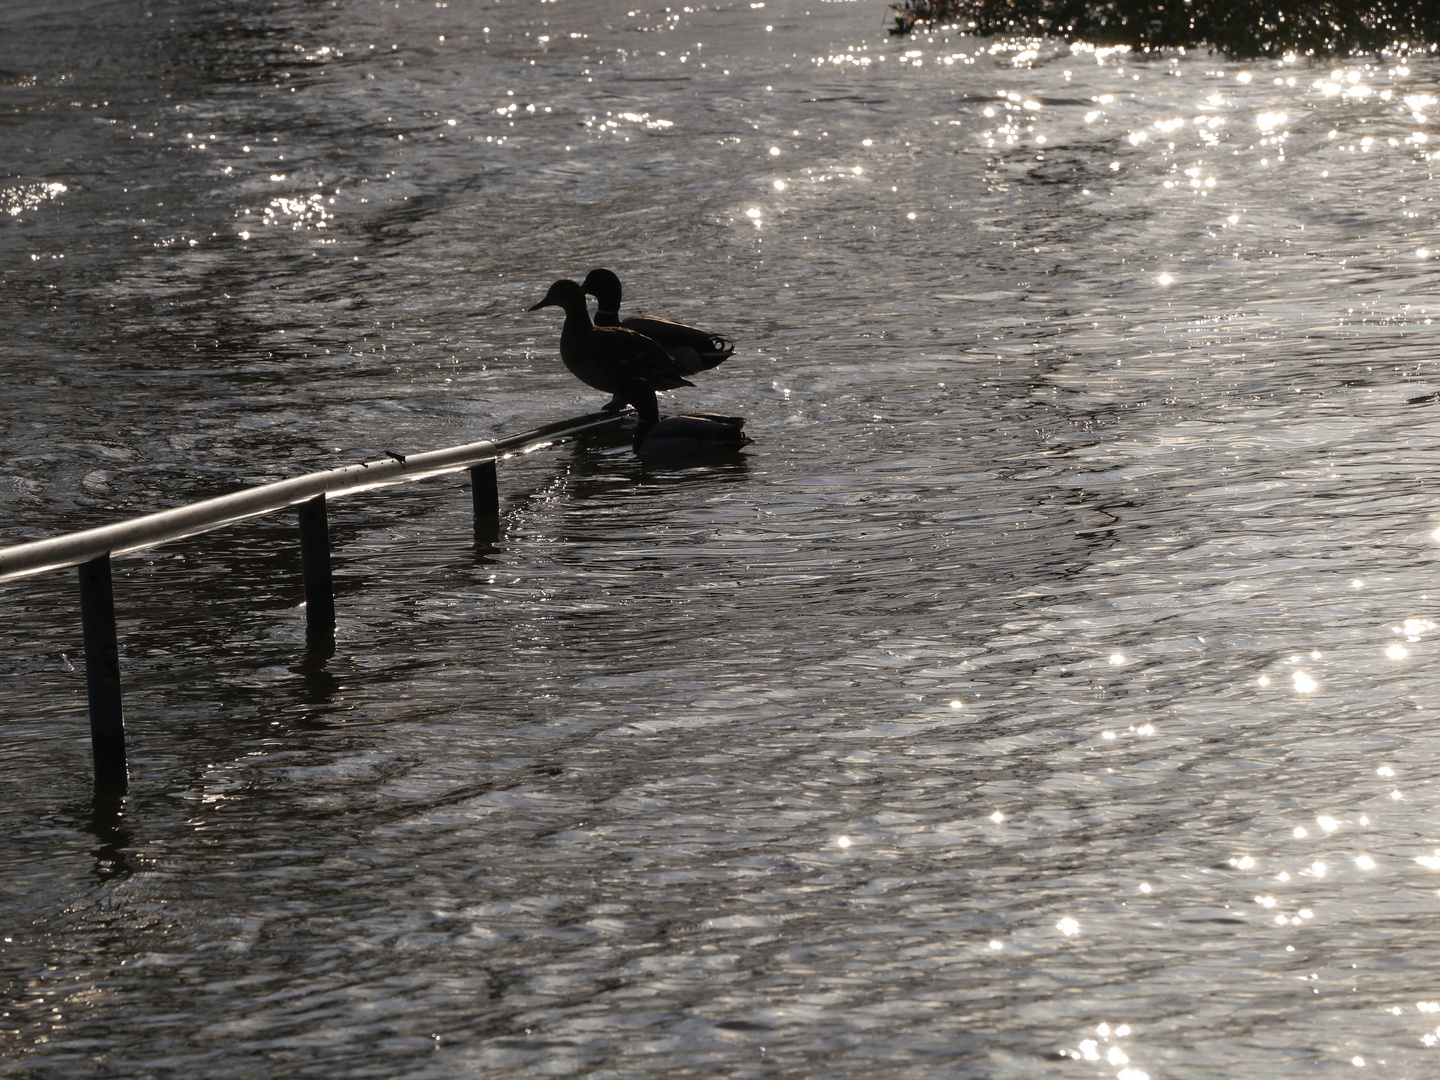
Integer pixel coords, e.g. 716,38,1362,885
527,300,549,311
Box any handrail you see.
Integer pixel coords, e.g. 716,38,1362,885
0,409,626,584
2,406,633,793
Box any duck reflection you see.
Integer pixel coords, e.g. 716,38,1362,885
565,415,752,486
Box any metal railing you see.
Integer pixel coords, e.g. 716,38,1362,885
0,408,630,792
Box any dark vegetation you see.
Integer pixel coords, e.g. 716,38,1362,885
887,1,1440,58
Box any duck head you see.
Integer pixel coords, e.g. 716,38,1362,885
580,268,623,315
528,279,588,314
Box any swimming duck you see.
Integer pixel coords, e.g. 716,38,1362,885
620,377,751,459
581,268,735,373
529,279,699,410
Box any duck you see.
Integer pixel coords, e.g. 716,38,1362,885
619,377,751,459
529,279,700,411
581,268,735,373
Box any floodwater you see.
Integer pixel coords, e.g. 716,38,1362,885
3,0,1440,1075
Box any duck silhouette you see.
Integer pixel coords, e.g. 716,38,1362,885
581,268,735,374
619,377,751,458
529,279,699,410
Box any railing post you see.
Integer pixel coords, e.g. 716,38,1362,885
78,553,127,792
470,459,500,543
298,493,335,649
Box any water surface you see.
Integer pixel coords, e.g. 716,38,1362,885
4,1,1440,1076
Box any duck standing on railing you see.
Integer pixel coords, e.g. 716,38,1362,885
581,268,735,373
619,377,751,459
529,279,709,411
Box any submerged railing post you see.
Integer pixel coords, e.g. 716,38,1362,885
298,493,335,649
470,459,500,542
78,553,127,792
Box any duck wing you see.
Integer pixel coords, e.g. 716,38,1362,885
621,315,735,373
677,410,746,429
562,325,697,393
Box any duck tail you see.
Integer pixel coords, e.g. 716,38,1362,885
697,334,736,368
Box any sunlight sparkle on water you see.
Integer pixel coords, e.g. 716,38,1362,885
2,181,67,217
18,22,1440,1075
1067,1025,1143,1077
